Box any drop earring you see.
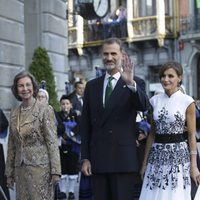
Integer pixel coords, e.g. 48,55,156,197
177,81,181,87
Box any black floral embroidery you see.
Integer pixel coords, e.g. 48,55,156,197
145,107,190,191
154,107,185,135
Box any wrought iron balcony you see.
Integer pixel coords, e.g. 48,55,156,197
180,16,200,35
128,16,174,40
68,15,176,49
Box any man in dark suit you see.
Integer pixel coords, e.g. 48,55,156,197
0,109,10,200
70,81,85,116
81,38,150,200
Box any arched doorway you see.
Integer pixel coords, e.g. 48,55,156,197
189,52,200,99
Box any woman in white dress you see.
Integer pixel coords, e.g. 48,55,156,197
139,61,200,200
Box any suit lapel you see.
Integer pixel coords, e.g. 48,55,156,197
95,75,105,110
75,95,82,108
106,77,126,108
18,101,39,128
11,107,20,133
101,77,127,126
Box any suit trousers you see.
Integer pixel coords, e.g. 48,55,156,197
92,172,136,200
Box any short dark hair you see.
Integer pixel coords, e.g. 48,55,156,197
159,61,183,80
74,81,84,89
60,94,72,103
11,71,39,101
103,37,123,52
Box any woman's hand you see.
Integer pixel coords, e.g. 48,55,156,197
50,175,60,186
7,177,14,190
190,166,200,186
81,159,92,176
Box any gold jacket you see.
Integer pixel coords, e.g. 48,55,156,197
5,101,61,178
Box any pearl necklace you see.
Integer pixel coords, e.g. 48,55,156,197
21,105,32,112
20,99,36,112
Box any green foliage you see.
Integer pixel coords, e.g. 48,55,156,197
29,47,59,110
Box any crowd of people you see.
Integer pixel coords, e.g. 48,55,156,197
0,37,200,200
88,6,127,41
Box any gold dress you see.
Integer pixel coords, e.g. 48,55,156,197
5,100,61,200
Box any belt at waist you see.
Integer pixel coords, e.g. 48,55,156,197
155,134,185,143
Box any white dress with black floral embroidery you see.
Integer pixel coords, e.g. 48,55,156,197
139,90,194,200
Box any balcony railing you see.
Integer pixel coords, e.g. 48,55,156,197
68,15,176,49
129,16,174,39
180,16,200,35
130,16,157,37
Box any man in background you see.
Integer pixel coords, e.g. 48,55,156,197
70,81,85,116
0,109,10,200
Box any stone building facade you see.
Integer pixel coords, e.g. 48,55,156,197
0,0,68,114
68,0,200,100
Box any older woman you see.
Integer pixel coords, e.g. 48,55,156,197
37,88,49,104
5,71,61,200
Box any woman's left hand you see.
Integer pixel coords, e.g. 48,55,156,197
50,175,60,186
190,167,200,186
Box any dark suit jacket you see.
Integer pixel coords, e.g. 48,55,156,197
71,94,83,113
0,109,8,133
134,76,146,92
0,109,10,200
81,75,150,173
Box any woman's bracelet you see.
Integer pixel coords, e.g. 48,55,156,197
190,167,199,174
190,150,197,155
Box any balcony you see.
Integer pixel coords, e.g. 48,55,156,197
180,16,200,36
68,15,176,49
128,16,174,40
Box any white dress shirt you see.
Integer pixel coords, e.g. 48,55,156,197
103,72,137,106
77,94,83,106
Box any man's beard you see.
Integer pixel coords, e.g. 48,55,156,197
104,60,121,71
104,63,116,70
